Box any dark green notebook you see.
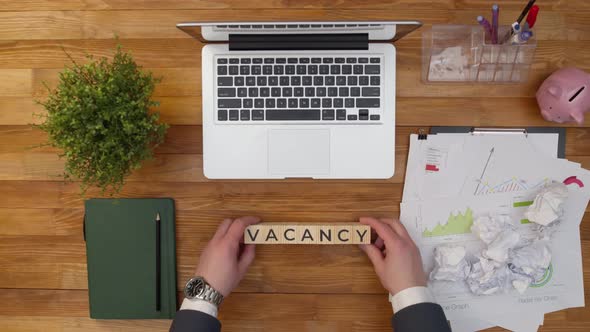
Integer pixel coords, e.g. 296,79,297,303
84,198,177,319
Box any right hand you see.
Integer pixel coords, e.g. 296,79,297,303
358,217,427,295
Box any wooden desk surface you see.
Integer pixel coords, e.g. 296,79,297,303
1,1,590,331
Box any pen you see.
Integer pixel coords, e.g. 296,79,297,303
511,22,521,34
156,212,161,312
491,4,499,44
500,0,537,44
477,16,493,41
526,5,539,28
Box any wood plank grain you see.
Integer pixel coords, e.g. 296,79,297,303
31,68,201,97
0,126,414,182
0,127,590,183
0,0,454,11
0,316,173,332
3,212,590,291
0,181,404,210
0,69,32,96
7,94,590,130
0,125,202,154
0,97,199,126
6,207,590,237
0,43,579,98
0,150,406,183
0,208,82,236
3,209,398,237
0,40,201,70
0,9,444,40
0,148,583,184
396,98,590,127
6,0,590,12
0,9,583,41
5,0,590,12
0,289,589,332
5,94,590,129
0,315,396,332
0,289,394,319
0,97,42,124
567,128,590,156
0,38,584,82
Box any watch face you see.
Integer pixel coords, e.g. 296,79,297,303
185,278,205,299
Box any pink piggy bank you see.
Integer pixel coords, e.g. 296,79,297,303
537,67,590,124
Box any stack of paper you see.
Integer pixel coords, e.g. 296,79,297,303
400,132,590,332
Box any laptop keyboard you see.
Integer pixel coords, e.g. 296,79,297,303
215,56,383,122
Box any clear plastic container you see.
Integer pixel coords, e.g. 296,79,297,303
422,24,537,83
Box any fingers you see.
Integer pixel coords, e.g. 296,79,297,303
238,244,256,275
382,218,411,240
212,218,233,241
359,243,385,272
225,216,261,243
359,217,399,245
374,236,385,251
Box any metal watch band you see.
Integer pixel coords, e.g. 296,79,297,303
202,283,224,306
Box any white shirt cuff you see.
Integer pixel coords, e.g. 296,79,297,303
388,286,435,313
180,298,218,318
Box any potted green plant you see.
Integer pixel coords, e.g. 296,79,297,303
37,45,168,194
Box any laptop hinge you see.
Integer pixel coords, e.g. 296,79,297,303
229,33,369,51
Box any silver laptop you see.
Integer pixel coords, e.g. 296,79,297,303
177,21,422,179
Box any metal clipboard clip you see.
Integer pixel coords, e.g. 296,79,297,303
470,127,528,137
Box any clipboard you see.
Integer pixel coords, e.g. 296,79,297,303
426,126,566,159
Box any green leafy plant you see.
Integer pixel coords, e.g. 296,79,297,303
37,45,168,194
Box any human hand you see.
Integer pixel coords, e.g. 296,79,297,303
358,217,427,295
195,216,261,297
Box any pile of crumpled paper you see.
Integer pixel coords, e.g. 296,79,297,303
431,183,567,296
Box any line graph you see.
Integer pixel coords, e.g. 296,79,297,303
475,177,549,196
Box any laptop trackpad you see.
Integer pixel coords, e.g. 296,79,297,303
269,129,330,176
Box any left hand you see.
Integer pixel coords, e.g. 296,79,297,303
195,216,261,297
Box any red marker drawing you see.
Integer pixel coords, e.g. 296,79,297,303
426,164,440,172
563,176,584,188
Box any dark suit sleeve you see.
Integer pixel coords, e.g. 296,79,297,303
169,310,221,332
391,303,451,332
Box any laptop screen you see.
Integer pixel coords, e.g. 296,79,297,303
177,21,422,43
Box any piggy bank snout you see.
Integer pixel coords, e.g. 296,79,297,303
540,109,561,122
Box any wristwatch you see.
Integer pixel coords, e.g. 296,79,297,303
184,276,224,307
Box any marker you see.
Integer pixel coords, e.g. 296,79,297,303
477,16,493,41
492,4,499,44
526,5,540,28
517,0,537,24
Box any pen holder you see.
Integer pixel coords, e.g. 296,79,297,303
422,24,537,83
